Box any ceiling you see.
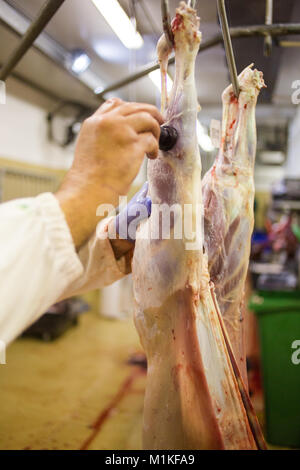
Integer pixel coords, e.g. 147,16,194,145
0,0,299,114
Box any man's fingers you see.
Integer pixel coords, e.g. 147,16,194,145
116,102,164,125
126,112,161,141
139,132,159,159
94,98,123,116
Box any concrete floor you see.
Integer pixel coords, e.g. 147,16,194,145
0,311,146,450
0,302,290,451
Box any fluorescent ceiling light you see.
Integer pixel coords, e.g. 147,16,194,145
70,50,91,74
197,121,214,152
91,0,143,50
149,70,173,94
94,85,104,94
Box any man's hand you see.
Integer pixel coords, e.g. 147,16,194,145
55,98,163,249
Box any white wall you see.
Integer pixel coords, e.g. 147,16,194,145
0,78,75,170
286,105,300,178
254,165,284,192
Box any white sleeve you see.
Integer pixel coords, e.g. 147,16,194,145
0,193,83,345
60,216,131,300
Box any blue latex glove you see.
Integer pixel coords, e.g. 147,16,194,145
116,181,151,243
115,181,151,242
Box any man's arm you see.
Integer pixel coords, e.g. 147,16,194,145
0,99,163,344
0,193,83,345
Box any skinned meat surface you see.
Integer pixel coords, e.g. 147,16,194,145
203,67,265,385
132,2,262,450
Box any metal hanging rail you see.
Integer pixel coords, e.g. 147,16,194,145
96,23,300,100
0,0,299,104
0,0,66,81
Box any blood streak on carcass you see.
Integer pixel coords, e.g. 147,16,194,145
172,13,184,32
229,119,236,130
230,94,238,104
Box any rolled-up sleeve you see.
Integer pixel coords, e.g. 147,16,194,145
61,216,130,299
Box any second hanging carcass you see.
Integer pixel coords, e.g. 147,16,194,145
203,65,266,385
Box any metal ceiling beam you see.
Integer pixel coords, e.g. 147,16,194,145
96,23,300,99
0,0,104,94
0,0,65,80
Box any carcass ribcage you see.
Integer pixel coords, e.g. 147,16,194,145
202,67,265,385
132,2,262,450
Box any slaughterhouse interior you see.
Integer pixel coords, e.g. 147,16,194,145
0,0,299,453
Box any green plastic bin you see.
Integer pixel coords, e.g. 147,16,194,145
249,290,300,448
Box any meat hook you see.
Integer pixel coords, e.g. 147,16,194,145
159,1,178,151
217,0,240,97
264,0,273,56
161,0,174,48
